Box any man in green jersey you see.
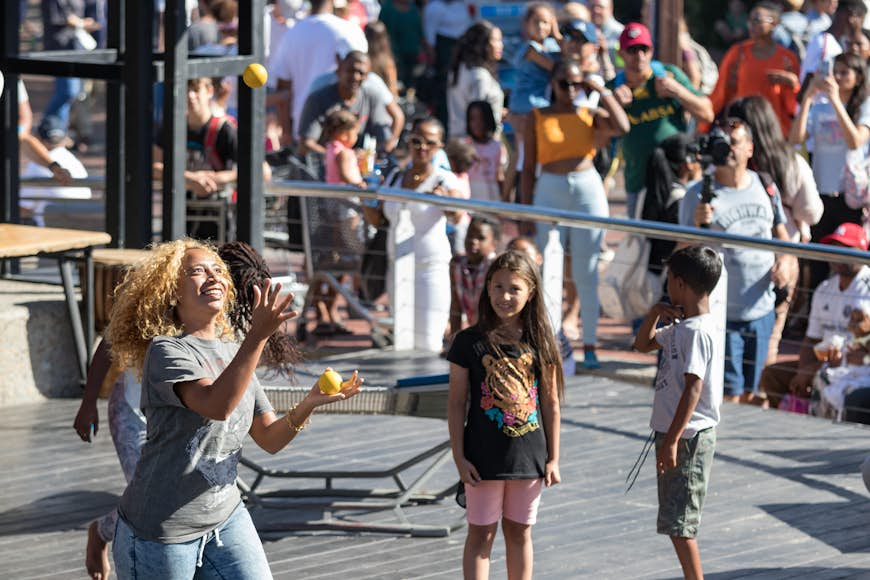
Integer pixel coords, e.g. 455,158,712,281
607,23,713,219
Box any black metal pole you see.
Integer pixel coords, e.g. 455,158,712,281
124,0,154,247
1,0,22,226
162,0,188,242
236,0,266,250
105,0,125,247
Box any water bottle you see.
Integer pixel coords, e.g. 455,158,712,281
364,161,383,207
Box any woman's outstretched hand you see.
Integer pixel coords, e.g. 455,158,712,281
249,279,298,341
305,369,364,407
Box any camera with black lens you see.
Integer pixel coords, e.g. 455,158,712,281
695,127,732,168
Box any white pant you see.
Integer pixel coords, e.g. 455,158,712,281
414,260,451,352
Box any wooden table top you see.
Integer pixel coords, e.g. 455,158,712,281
0,223,112,259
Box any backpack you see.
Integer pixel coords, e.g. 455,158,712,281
598,188,668,322
689,39,719,95
203,115,235,171
598,233,662,321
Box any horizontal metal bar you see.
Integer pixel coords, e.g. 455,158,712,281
186,55,257,77
19,49,120,62
266,180,870,267
16,196,103,203
151,55,258,82
3,56,122,80
19,177,106,187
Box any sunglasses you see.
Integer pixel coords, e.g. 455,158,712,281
624,45,651,55
409,136,441,149
749,15,775,24
556,79,584,90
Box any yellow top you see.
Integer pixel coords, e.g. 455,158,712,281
533,108,596,166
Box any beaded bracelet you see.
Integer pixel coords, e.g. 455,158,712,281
285,405,310,433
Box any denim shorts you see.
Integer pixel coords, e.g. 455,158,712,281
113,503,272,579
655,428,716,539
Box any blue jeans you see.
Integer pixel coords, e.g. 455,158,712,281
625,190,640,221
724,309,776,397
534,168,608,345
44,77,82,126
113,503,273,580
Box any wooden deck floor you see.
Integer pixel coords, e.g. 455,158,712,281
2,351,869,579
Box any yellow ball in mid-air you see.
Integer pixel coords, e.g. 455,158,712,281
242,63,268,88
318,369,343,395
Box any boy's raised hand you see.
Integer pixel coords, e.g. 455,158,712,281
652,302,683,325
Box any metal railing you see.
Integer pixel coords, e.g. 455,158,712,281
265,180,870,267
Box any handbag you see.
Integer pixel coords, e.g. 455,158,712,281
598,233,662,321
842,148,870,210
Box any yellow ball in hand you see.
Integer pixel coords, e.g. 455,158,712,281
242,63,268,88
318,369,343,395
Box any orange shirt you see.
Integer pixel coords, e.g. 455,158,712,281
709,40,800,135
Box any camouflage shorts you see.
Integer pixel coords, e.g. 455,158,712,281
655,428,716,538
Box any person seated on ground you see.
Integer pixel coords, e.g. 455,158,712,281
152,77,237,239
19,115,91,227
12,76,72,184
759,223,870,408
816,300,870,423
297,50,404,157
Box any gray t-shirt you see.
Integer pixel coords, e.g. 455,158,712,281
652,313,722,438
118,335,273,543
680,171,784,322
297,81,391,148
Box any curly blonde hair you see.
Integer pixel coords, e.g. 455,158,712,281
104,239,236,373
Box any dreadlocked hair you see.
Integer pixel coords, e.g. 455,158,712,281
473,250,565,400
217,242,302,377
105,239,236,374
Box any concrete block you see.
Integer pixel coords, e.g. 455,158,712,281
0,279,81,406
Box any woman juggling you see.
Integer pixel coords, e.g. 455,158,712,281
520,58,629,370
104,239,362,579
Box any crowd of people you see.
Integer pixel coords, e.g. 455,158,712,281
8,1,870,576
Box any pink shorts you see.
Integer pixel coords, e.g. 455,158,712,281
464,479,543,526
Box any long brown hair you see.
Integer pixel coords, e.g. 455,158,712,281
218,242,302,377
474,250,565,399
835,53,868,122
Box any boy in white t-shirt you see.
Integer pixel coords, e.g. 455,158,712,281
633,245,724,580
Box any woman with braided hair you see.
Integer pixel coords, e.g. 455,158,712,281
73,240,361,579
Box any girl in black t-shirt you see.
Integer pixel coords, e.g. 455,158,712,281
447,250,564,579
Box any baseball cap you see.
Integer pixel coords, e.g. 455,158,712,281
821,222,869,251
37,115,67,142
619,22,653,51
561,20,597,44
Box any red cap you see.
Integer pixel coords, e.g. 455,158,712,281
821,222,869,251
619,23,653,51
